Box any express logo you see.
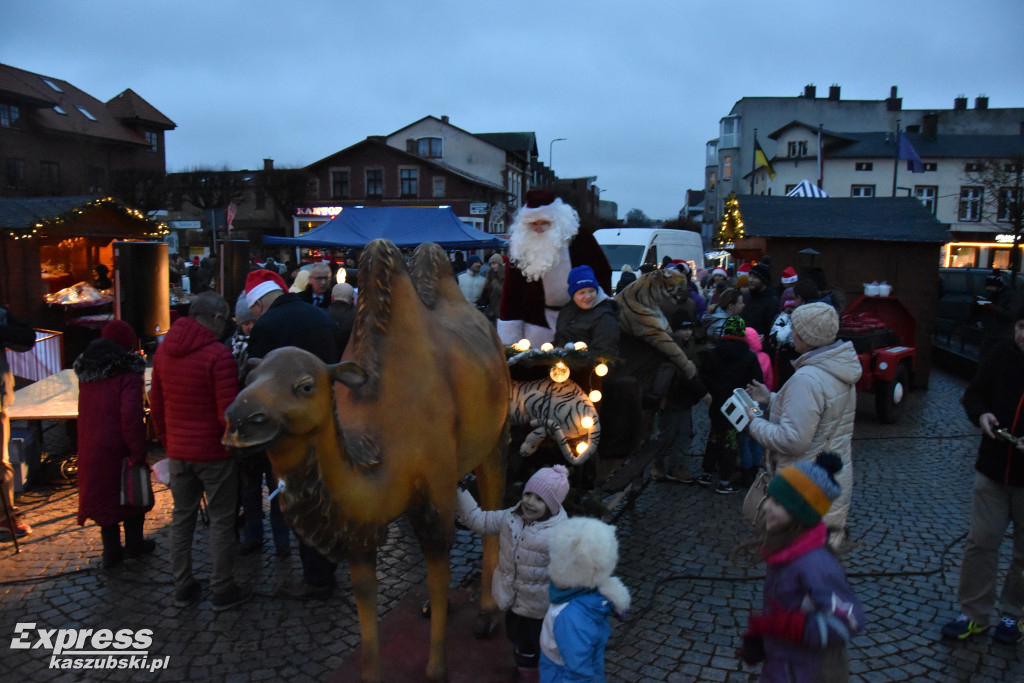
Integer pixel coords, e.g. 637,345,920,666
10,623,168,672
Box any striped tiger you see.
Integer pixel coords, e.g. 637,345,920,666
509,377,600,465
615,269,697,379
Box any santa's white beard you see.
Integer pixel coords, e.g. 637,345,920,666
509,227,568,282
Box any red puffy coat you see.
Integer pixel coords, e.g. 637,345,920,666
74,339,151,526
150,317,238,462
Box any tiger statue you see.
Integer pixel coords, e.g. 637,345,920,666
509,377,600,465
615,268,697,379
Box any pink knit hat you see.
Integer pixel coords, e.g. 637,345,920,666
524,464,571,515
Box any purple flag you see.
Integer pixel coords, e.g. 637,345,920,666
898,133,925,173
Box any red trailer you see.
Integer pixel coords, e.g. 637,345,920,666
839,295,916,423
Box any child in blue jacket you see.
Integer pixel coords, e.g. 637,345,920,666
739,452,865,681
539,517,630,682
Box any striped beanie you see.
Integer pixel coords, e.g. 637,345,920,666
767,452,843,526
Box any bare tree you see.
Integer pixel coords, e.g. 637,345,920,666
173,166,248,212
259,166,315,225
964,156,1024,276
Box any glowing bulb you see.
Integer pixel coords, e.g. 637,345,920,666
588,390,602,403
580,416,594,429
336,268,346,284
549,361,570,383
575,441,588,455
574,341,588,351
540,342,554,352
517,338,531,351
594,363,608,377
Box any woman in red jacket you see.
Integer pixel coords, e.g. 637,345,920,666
73,320,155,568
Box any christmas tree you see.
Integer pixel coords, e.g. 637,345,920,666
715,192,744,247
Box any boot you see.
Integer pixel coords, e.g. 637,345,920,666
123,515,156,559
100,524,123,569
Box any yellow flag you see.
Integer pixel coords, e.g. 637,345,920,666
754,139,776,180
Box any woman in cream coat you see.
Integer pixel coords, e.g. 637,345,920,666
746,302,862,549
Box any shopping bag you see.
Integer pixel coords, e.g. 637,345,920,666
742,470,771,527
121,459,153,507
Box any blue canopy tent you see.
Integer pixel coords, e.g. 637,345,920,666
263,206,506,250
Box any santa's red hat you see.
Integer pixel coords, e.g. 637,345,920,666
524,189,556,208
245,269,288,308
712,267,728,279
737,263,751,274
781,266,798,285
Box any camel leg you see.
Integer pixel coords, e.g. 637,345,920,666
348,549,382,683
408,501,453,681
474,430,507,627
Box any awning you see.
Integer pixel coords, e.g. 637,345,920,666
785,180,830,198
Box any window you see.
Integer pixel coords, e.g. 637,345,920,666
5,158,25,188
708,171,717,191
330,170,350,199
144,131,158,153
855,162,873,171
432,177,445,198
851,185,875,198
366,169,383,198
785,184,797,194
417,137,443,158
965,162,983,173
40,161,59,188
959,186,983,221
40,77,63,93
0,103,19,127
948,245,978,268
75,106,97,121
914,186,937,214
719,117,739,148
998,187,1019,223
52,105,67,115
722,156,732,180
88,166,105,194
923,162,937,172
787,140,808,158
400,168,418,197
706,140,719,166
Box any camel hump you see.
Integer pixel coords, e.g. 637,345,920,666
408,242,459,309
351,239,406,397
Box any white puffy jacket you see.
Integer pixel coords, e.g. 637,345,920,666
748,340,862,534
457,489,568,619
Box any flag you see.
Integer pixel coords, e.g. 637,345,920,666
753,139,776,180
898,132,925,173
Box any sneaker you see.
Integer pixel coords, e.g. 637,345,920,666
993,616,1024,645
941,614,990,640
665,466,696,484
695,473,713,487
0,516,31,539
715,481,740,494
173,579,202,608
211,584,252,612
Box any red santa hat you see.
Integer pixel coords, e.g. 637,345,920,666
245,269,288,308
781,266,798,285
711,267,728,279
737,263,751,274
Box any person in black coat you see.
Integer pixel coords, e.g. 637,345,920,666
742,263,779,338
297,262,333,309
697,316,763,494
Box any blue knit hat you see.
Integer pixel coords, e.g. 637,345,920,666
767,452,843,527
568,265,599,297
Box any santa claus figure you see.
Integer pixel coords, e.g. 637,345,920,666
498,190,612,347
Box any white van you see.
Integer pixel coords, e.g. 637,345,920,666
594,228,705,291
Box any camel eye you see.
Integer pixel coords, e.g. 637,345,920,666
295,377,317,396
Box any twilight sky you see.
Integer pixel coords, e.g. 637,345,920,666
3,0,1023,219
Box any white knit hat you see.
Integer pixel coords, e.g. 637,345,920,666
791,302,839,348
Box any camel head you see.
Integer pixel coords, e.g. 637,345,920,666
222,347,367,463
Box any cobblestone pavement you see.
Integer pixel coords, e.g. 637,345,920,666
2,367,1024,681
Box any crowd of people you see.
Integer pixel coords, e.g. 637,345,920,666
8,197,1024,678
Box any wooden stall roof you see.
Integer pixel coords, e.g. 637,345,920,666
0,196,169,240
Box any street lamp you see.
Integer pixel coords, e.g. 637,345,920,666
549,138,567,169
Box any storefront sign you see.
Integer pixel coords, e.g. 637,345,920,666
470,203,488,215
168,220,202,230
295,206,344,217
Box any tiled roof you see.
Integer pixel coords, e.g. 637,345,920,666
105,88,176,129
735,195,950,243
827,131,1024,159
0,196,99,229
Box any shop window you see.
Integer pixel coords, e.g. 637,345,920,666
366,169,383,198
400,168,418,197
330,170,350,199
992,249,1011,269
959,186,983,221
851,185,875,198
948,245,977,268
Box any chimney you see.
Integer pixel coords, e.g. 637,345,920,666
886,85,902,111
922,112,938,140
441,115,449,124
803,84,816,99
828,84,841,101
954,96,967,111
975,95,989,110
263,158,274,172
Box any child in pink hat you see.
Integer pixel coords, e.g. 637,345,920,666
457,465,571,681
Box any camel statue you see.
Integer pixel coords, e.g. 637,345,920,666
223,239,509,682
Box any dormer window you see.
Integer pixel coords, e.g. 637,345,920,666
53,105,67,115
41,77,63,93
76,106,97,121
418,137,443,159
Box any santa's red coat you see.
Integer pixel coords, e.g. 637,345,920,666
499,229,612,329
